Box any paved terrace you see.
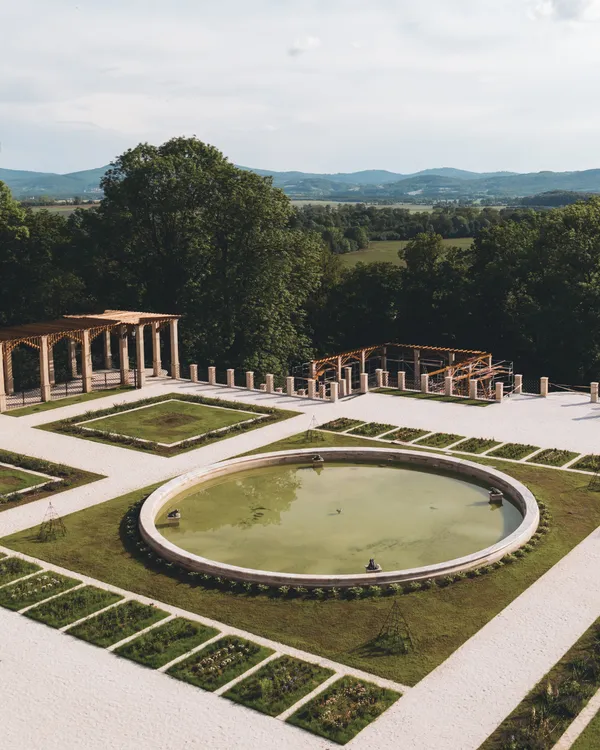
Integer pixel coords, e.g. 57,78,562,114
1,380,600,749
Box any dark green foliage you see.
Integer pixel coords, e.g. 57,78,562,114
0,557,41,586
347,422,396,437
414,432,464,448
66,600,169,647
25,585,122,628
115,617,218,668
224,655,334,716
489,443,540,460
0,572,79,611
288,676,400,744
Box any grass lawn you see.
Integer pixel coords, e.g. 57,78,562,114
0,557,41,586
6,387,134,417
374,388,491,407
82,400,256,444
224,655,334,716
381,427,428,442
488,442,540,460
453,437,500,454
347,422,396,437
413,432,465,448
572,708,600,750
339,238,473,268
25,586,122,628
0,571,80,611
66,600,169,647
527,448,579,467
3,430,599,686
0,465,48,494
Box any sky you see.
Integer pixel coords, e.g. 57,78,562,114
1,0,600,175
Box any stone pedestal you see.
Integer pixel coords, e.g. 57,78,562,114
383,370,389,387
119,326,129,386
151,322,161,377
104,330,113,370
246,371,254,390
169,319,180,379
190,365,198,383
339,379,346,398
48,346,55,385
208,366,216,385
227,369,235,388
286,376,295,396
135,323,145,389
330,382,339,402
259,383,267,391
469,379,478,400
319,383,326,399
81,330,93,393
307,379,317,400
68,339,78,379
495,382,504,402
360,372,369,394
266,374,274,393
444,376,453,396
344,366,352,395
375,369,383,388
592,382,598,404
514,374,523,394
398,372,406,391
540,376,549,397
420,373,429,394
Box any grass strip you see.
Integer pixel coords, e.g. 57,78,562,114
381,427,428,442
528,448,579,467
0,557,41,586
66,600,169,647
287,675,400,745
572,704,600,749
347,422,396,438
6,387,134,417
115,617,219,669
224,655,334,716
572,455,600,472
319,418,364,432
488,442,540,460
25,585,122,628
168,636,273,691
414,432,464,448
454,437,500,454
0,571,79,610
482,618,600,749
374,388,491,406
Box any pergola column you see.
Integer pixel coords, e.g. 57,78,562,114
344,366,352,395
68,339,78,378
119,326,129,386
39,335,52,402
0,343,7,412
81,330,93,393
413,348,420,380
381,346,387,372
3,346,14,395
170,319,180,379
135,324,145,388
336,356,342,381
151,322,161,377
103,330,113,370
360,350,366,373
48,345,56,385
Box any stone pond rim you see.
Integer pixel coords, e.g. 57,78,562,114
138,447,539,588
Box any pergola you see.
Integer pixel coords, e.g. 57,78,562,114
0,310,181,412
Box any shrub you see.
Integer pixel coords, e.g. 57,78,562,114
488,442,540,460
66,600,169,647
414,432,465,449
319,418,364,432
383,427,428,443
0,557,41,587
348,422,396,438
454,437,500,454
529,448,578,467
0,571,79,611
26,586,122,629
347,586,364,599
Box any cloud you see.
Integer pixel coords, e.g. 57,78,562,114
288,35,321,56
530,0,595,20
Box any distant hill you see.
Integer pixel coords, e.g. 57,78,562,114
2,162,600,200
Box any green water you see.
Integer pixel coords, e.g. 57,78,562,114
159,463,523,575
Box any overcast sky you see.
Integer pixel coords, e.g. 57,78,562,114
1,0,600,174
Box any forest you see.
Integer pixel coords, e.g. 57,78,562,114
2,136,600,388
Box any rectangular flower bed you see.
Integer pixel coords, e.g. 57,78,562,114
115,617,219,669
25,585,122,628
319,419,364,432
527,448,579,467
0,557,40,586
488,443,540,460
0,571,79,611
66,600,169,647
224,655,334,716
347,422,396,438
413,432,464,449
287,675,401,745
382,427,428,443
453,437,500,454
571,455,600,472
168,635,273,691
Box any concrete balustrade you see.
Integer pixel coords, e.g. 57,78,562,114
286,376,295,396
245,371,254,390
266,374,274,393
189,365,198,383
514,374,523,394
592,382,599,403
445,376,453,396
420,373,429,394
495,382,504,402
208,366,216,385
226,369,235,388
330,381,339,402
540,377,549,397
360,372,369,394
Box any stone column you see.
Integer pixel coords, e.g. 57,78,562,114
266,374,274,393
307,379,317,400
169,319,180,379
227,369,235,388
383,370,389,387
68,339,78,379
591,382,598,403
135,324,145,388
48,345,55,385
420,373,429,394
449,351,455,365
318,382,326,399
245,371,254,390
336,356,342,381
339,379,346,398
286,376,295,396
495,382,504,402
398,371,406,391
445,376,453,396
119,326,129,386
151,322,161,377
81,330,93,393
514,374,522,394
39,335,52,402
469,379,478,400
360,372,369,394
190,364,198,383
381,346,387,372
330,381,339,402
309,361,316,379
540,376,549,397
103,330,113,370
0,343,7,412
207,366,216,385
344,366,352,395
376,368,383,388
413,348,420,381
3,346,14,395
360,350,366,373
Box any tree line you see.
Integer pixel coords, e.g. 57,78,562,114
2,136,600,388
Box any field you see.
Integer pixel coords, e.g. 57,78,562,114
291,200,435,211
339,238,473,268
30,204,97,216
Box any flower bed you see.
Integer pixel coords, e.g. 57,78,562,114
66,600,169,647
319,419,364,432
414,432,464,449
25,585,122,628
528,448,579,467
287,675,401,745
115,617,219,668
488,443,540,460
224,655,334,716
572,455,600,472
0,557,40,586
168,636,273,691
382,427,428,443
453,437,500,454
347,422,396,438
0,571,79,610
